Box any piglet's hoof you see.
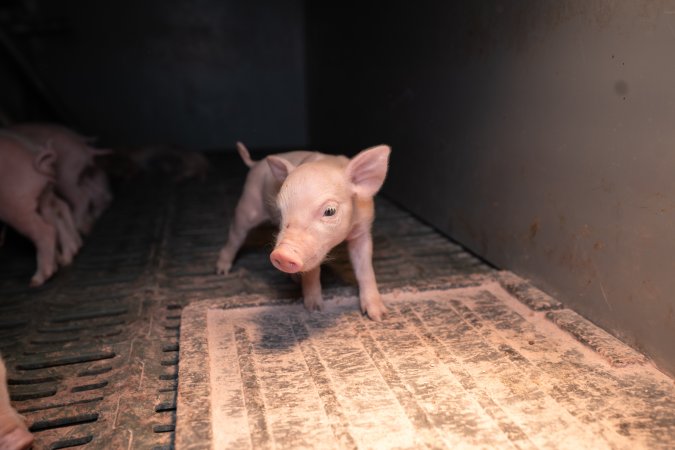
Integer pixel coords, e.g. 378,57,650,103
215,260,231,275
29,273,49,288
57,250,74,267
304,296,324,312
362,300,387,322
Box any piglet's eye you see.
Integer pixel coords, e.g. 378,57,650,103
323,206,336,217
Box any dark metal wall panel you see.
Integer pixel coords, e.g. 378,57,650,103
16,0,308,148
307,1,675,376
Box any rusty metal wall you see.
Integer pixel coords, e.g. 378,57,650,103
307,1,675,376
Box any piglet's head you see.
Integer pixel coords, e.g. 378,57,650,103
268,145,390,274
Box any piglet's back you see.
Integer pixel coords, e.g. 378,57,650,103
0,134,51,212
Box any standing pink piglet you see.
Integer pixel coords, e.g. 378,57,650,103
217,142,391,321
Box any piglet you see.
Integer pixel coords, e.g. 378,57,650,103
0,131,82,278
0,356,33,450
217,142,391,320
0,133,58,286
109,144,210,182
8,123,112,234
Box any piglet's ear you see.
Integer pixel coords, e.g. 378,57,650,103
34,147,57,179
266,156,296,183
346,144,391,197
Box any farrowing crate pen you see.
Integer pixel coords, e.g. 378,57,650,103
0,2,674,449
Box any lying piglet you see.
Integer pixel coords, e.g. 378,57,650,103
0,356,33,450
110,144,210,182
9,123,112,234
0,133,58,286
217,142,391,320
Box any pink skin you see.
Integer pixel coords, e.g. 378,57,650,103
38,187,82,266
217,142,391,321
80,167,113,221
0,357,33,450
0,133,58,286
9,123,112,234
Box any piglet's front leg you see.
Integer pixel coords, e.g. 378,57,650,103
301,265,324,312
348,231,386,321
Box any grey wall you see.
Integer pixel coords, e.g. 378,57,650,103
307,2,675,376
12,0,308,148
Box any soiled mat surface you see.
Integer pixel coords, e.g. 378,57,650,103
176,278,675,450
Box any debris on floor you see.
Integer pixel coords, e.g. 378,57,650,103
177,277,675,450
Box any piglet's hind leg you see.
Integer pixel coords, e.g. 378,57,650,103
11,210,57,286
217,193,268,275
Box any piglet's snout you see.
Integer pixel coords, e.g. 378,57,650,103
270,245,303,273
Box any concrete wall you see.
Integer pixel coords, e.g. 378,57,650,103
15,0,308,148
307,1,675,376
